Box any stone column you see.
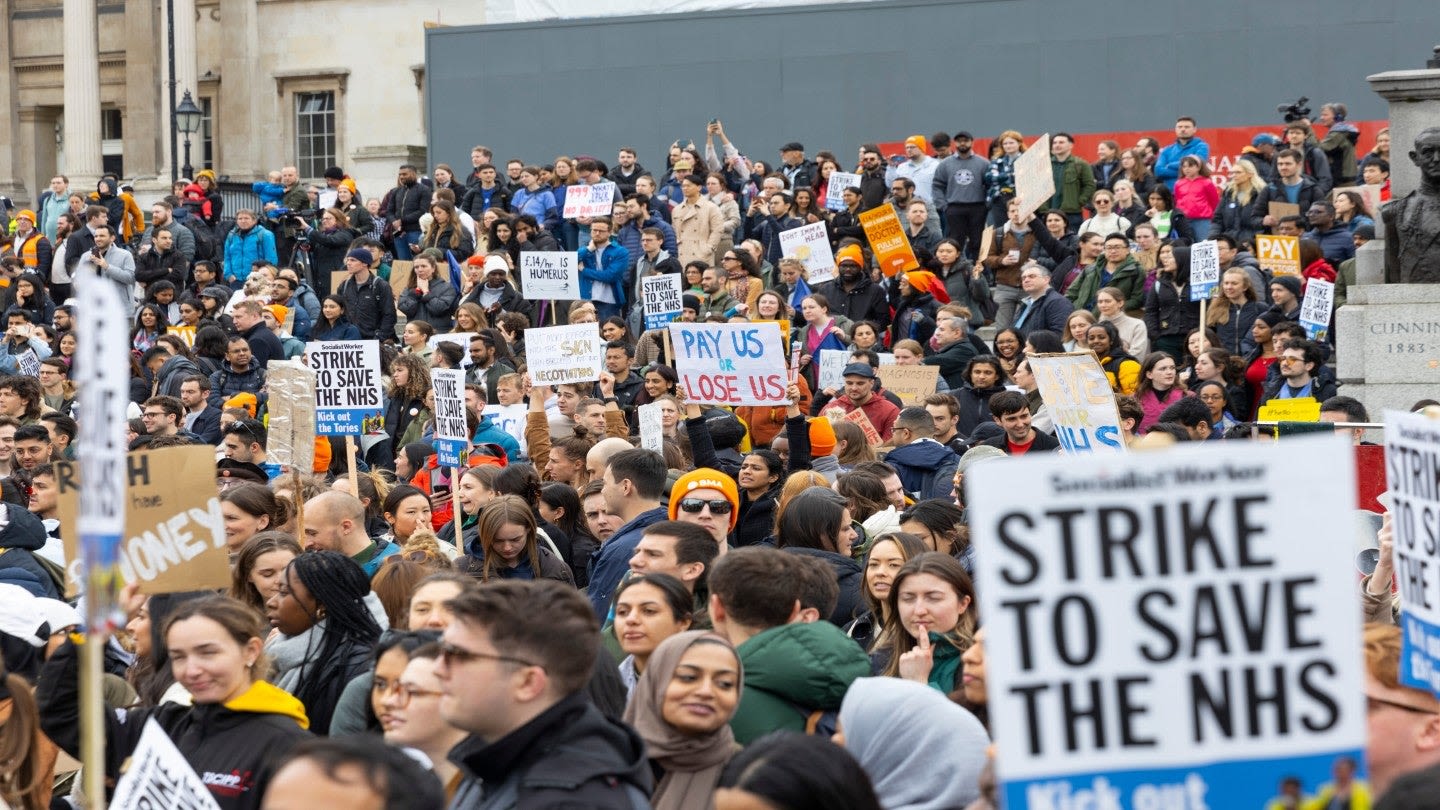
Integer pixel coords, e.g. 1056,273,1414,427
160,0,199,179
217,0,263,178
124,0,162,182
62,0,103,186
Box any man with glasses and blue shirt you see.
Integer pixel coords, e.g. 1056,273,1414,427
438,580,652,809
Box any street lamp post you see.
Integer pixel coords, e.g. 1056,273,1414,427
175,90,203,181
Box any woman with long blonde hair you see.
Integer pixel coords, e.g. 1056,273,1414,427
1212,158,1267,248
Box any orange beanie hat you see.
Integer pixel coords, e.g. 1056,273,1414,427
809,417,837,456
668,468,741,530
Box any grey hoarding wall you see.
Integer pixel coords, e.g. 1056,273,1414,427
426,0,1432,171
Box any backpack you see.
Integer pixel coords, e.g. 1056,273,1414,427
787,698,840,737
0,545,66,598
184,218,217,262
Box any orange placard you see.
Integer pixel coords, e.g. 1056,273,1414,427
1255,234,1301,277
858,206,919,277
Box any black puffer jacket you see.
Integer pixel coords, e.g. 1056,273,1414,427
734,484,779,548
0,506,60,598
781,546,863,627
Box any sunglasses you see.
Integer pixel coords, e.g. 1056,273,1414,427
679,498,733,515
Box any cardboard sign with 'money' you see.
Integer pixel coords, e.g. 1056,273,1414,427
57,446,229,596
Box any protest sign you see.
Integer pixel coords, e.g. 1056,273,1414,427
668,322,787,406
387,260,414,299
1013,133,1056,220
841,407,883,446
1256,234,1301,276
527,323,604,385
858,205,919,277
642,273,685,330
562,182,618,218
817,349,850,391
110,719,222,810
877,364,939,404
638,402,664,452
1268,201,1301,221
1189,240,1221,302
755,320,791,352
1334,184,1382,217
264,360,316,474
166,325,197,347
1257,397,1321,423
1028,353,1126,454
825,172,861,211
482,403,527,455
429,332,475,368
978,226,995,264
520,251,580,301
58,446,229,596
430,368,470,467
1385,410,1440,696
15,349,39,376
308,340,384,436
970,437,1365,809
778,222,836,283
1299,279,1335,341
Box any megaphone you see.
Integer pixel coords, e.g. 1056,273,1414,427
1357,547,1380,576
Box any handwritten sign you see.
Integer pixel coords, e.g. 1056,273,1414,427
817,349,850,391
482,403,527,455
1267,201,1301,222
430,368,469,467
858,205,919,277
642,273,685,330
1299,279,1335,342
668,322,787,406
638,402,664,453
970,436,1364,810
1189,240,1221,301
1028,353,1126,454
877,364,940,404
527,323,604,385
1257,397,1320,423
1013,133,1056,220
520,251,580,300
58,447,229,596
265,360,316,474
562,182,618,219
842,407,883,446
308,340,384,435
429,332,475,368
1385,410,1440,696
825,172,862,211
1255,234,1301,277
111,719,222,810
779,222,836,283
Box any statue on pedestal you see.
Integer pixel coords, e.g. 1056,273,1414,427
1384,127,1440,282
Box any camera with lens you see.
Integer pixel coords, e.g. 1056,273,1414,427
1277,97,1311,123
273,207,321,219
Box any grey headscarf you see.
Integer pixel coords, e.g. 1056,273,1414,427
839,676,989,810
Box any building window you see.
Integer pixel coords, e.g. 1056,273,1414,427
200,97,214,171
101,109,123,140
295,91,335,179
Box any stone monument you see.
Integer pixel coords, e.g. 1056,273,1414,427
1335,47,1440,415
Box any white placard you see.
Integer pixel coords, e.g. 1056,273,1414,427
1299,279,1335,342
110,719,223,810
1013,133,1055,220
520,251,581,300
430,367,469,467
429,331,475,368
562,181,618,219
482,403,527,455
16,349,40,376
778,222,836,283
1386,410,1440,696
307,340,385,436
817,348,850,391
642,273,685,330
970,437,1364,808
1028,353,1126,454
526,323,604,385
638,402,664,452
668,322,787,406
1189,240,1221,301
826,172,862,211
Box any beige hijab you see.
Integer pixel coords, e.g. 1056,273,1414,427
621,631,741,810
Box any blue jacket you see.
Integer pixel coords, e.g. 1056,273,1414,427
472,415,522,462
222,226,278,282
1304,226,1355,267
511,186,559,231
885,439,961,501
578,239,631,306
587,506,668,618
616,217,677,272
1155,138,1211,188
207,361,267,408
0,337,51,375
312,317,362,342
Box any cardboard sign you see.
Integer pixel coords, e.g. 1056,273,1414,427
1384,410,1440,696
778,222,836,283
265,360,317,474
858,205,919,277
110,719,222,810
1255,234,1301,277
642,273,685,330
430,368,469,467
520,251,580,301
1013,133,1056,220
482,403,527,455
1299,279,1335,342
429,331,475,368
1189,240,1221,302
969,437,1364,809
826,172,862,211
527,323,604,385
74,272,130,627
877,364,940,404
1257,397,1321,423
388,260,414,299
562,182,618,219
1028,353,1126,454
841,407,883,446
638,402,664,452
308,340,385,436
1267,201,1301,222
668,322,787,406
978,226,995,265
58,447,229,596
817,348,850,391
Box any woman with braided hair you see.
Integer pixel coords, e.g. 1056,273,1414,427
265,550,384,734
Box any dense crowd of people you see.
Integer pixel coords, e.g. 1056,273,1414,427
0,105,1423,810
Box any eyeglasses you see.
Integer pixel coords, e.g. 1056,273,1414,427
679,498,733,515
437,641,537,669
141,411,167,419
1279,356,1305,364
